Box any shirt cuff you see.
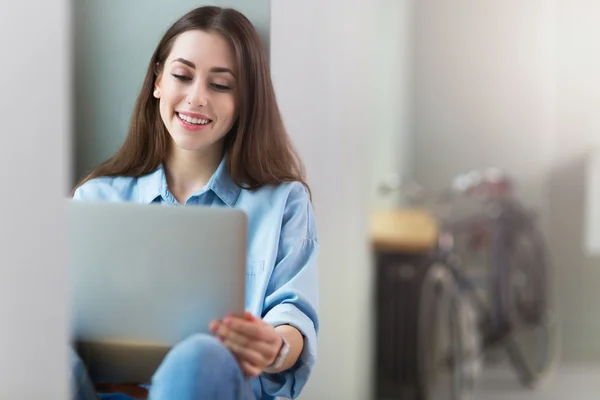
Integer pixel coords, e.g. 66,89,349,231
260,303,318,399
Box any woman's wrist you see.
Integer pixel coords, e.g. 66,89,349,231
266,325,304,374
264,333,288,373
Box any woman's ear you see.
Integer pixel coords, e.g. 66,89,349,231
153,75,162,99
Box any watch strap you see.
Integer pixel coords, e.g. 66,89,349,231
265,333,290,373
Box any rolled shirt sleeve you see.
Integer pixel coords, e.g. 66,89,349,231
259,184,319,399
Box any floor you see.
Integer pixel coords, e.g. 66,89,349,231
472,362,600,400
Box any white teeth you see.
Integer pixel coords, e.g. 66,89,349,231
178,113,210,125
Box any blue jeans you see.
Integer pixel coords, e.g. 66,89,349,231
71,334,260,400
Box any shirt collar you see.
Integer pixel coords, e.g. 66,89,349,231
137,156,242,206
208,156,242,206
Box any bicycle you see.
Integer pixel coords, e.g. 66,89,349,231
379,169,561,400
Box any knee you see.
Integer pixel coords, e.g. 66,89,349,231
153,334,240,381
150,334,251,400
169,334,235,367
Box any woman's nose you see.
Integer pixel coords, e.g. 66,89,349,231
186,84,208,107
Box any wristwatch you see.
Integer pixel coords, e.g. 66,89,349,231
265,333,290,373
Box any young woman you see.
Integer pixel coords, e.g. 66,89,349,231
70,6,318,400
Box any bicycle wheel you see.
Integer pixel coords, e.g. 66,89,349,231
505,226,561,388
418,263,479,400
509,225,549,326
505,313,561,388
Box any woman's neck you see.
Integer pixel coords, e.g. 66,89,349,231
163,142,224,204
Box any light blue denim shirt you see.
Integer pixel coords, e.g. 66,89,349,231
72,157,319,400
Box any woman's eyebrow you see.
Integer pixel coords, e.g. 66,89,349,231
172,58,235,78
172,58,195,69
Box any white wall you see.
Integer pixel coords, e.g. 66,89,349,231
370,0,414,210
0,0,69,398
413,0,558,212
271,1,376,398
551,0,600,361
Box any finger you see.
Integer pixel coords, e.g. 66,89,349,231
214,322,249,346
217,327,277,365
218,325,251,348
239,360,262,378
233,338,277,365
224,317,279,343
212,313,253,334
209,320,220,333
223,339,266,366
213,320,280,364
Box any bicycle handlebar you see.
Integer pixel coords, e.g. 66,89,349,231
379,168,514,204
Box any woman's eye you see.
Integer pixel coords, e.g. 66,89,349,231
172,74,192,82
211,83,231,92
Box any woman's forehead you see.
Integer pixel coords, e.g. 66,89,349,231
167,30,235,71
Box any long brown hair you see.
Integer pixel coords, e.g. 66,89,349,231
73,6,310,198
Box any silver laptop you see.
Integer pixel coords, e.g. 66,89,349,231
67,200,247,383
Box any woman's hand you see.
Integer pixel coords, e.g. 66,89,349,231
209,312,283,377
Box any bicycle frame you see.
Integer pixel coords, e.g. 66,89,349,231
437,195,541,347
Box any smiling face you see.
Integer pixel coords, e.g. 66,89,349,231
154,29,238,155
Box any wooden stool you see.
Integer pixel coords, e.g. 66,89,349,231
370,208,438,254
370,208,439,399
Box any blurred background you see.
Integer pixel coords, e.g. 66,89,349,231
3,0,600,399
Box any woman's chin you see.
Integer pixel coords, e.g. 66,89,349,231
170,136,221,154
